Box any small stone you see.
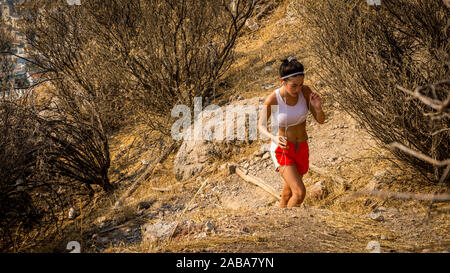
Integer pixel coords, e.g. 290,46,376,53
309,180,327,199
381,235,387,240
369,212,384,222
141,159,149,165
262,153,270,160
204,221,215,232
114,201,121,207
137,201,152,210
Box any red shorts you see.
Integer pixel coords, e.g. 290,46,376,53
270,140,309,175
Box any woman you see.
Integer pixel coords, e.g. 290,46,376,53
258,56,325,208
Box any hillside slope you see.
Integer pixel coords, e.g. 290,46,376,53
53,0,448,253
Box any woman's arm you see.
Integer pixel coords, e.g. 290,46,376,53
304,85,325,124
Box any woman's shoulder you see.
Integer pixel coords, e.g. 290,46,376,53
262,88,279,106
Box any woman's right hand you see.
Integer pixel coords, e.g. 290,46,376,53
272,135,288,149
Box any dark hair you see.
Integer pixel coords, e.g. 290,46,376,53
279,56,304,81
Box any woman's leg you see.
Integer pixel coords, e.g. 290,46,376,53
279,165,306,207
279,180,292,208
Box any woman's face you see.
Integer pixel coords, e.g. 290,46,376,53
281,75,304,96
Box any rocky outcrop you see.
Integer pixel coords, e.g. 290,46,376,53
174,96,266,181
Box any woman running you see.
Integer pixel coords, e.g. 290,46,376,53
258,56,325,208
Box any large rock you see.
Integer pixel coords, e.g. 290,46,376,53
308,180,328,199
174,97,266,181
142,221,178,244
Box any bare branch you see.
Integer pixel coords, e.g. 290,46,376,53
389,142,450,167
396,81,450,113
349,189,450,202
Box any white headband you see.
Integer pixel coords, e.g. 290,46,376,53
281,71,304,80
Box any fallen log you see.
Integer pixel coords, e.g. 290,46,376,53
346,189,450,202
236,167,281,200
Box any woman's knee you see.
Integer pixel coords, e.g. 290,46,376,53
291,191,305,200
281,191,292,200
291,184,306,199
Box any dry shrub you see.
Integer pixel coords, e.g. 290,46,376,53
2,0,261,251
296,0,449,182
0,98,61,252
0,91,114,252
17,0,260,137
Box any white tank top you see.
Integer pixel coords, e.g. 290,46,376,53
273,86,309,127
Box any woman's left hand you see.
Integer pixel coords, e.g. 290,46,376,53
310,92,322,110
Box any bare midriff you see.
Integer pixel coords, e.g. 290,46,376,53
277,121,308,143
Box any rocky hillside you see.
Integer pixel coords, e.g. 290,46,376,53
52,0,449,253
